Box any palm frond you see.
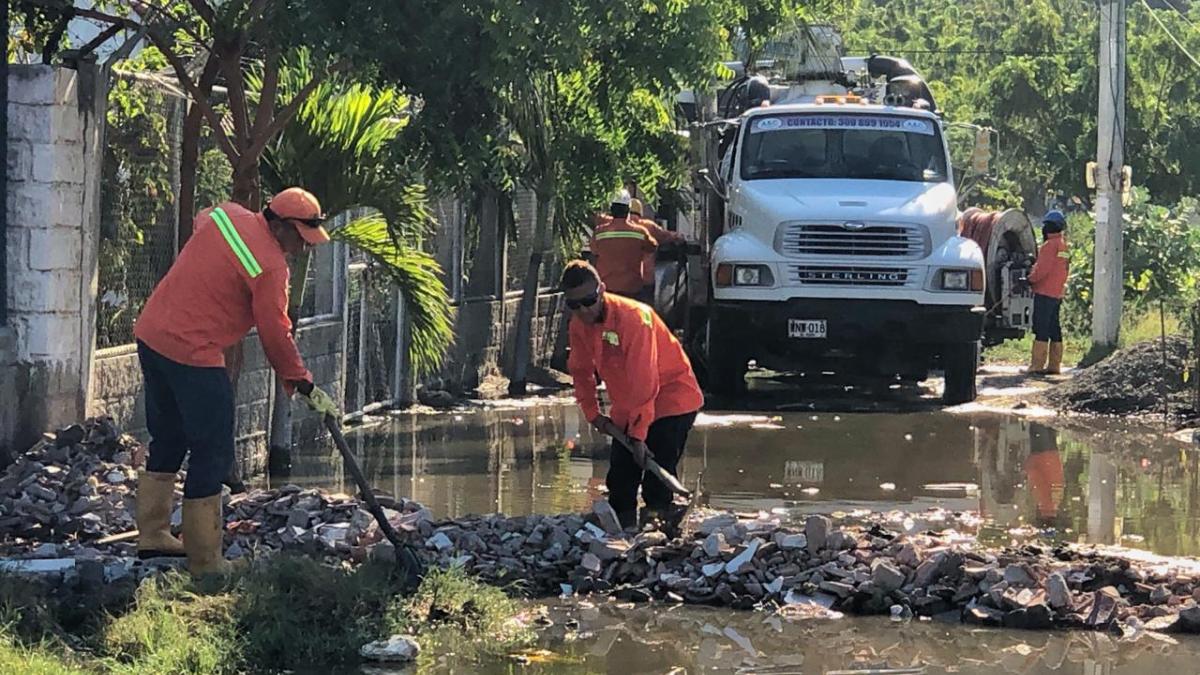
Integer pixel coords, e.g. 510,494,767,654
328,212,454,377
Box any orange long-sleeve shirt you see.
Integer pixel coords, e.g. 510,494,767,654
567,294,703,441
590,216,657,295
638,218,685,286
1028,233,1069,299
134,202,311,388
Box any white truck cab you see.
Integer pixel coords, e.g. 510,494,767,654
693,41,992,403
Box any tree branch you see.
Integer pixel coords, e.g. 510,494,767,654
145,27,240,164
249,47,281,145
220,44,252,147
185,0,217,28
245,61,345,161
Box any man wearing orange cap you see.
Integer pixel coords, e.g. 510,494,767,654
132,188,338,575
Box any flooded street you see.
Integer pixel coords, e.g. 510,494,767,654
281,394,1200,672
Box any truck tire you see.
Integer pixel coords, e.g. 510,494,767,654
705,317,747,397
942,340,980,405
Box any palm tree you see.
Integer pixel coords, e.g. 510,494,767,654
254,51,454,461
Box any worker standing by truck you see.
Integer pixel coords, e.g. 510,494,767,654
1027,210,1070,375
562,260,703,528
590,190,658,303
630,197,685,307
132,188,339,575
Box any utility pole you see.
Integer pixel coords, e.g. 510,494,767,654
1092,0,1127,352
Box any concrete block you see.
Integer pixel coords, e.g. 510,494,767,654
6,141,32,182
7,65,78,106
32,143,85,184
6,104,54,143
8,272,80,312
7,182,84,228
27,227,81,270
14,313,81,360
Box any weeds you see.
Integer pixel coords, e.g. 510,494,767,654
0,557,529,673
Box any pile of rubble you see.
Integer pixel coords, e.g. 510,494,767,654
9,419,1200,636
419,504,1200,635
0,418,142,556
1043,336,1195,419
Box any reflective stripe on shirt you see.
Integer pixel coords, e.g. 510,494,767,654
211,207,263,278
595,230,647,241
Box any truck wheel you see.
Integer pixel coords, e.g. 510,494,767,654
705,318,747,397
942,341,980,405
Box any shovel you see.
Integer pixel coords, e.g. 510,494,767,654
323,414,425,589
604,423,691,498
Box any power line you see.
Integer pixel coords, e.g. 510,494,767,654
1141,0,1200,68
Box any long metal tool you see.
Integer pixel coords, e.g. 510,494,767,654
606,425,691,498
324,414,425,589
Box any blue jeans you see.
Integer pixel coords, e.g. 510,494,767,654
137,341,235,498
1032,294,1063,342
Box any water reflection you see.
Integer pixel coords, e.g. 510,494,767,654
424,600,1200,674
281,402,1200,557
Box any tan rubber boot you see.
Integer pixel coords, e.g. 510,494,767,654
1028,341,1049,374
136,471,185,559
182,494,231,576
1047,342,1064,375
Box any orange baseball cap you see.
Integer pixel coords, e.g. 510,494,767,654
267,187,329,245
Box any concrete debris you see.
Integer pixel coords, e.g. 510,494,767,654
359,635,420,662
12,419,1200,635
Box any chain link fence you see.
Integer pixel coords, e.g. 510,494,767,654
96,72,230,349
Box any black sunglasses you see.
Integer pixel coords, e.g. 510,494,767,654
565,291,600,310
264,206,325,228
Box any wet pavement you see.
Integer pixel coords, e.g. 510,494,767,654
279,388,1200,672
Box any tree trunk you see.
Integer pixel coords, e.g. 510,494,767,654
268,251,312,476
508,187,554,395
177,103,203,248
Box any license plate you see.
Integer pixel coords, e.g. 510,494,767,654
785,460,825,484
788,319,827,339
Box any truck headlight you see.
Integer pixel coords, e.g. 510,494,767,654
941,270,969,290
938,269,984,292
716,264,774,287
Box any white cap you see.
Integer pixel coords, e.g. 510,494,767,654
611,189,632,207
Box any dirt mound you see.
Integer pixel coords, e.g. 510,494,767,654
1042,336,1196,418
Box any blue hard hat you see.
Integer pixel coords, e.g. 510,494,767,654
1042,210,1067,227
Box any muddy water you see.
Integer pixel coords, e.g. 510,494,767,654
283,401,1200,672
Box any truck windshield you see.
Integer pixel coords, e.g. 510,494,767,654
739,113,948,183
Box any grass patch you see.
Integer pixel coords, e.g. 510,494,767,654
985,310,1186,367
0,557,531,673
0,634,90,675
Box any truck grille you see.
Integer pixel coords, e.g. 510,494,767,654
790,265,915,287
779,223,928,258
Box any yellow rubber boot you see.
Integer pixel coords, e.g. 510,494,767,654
182,495,231,576
136,471,185,559
1028,341,1049,374
1047,341,1064,375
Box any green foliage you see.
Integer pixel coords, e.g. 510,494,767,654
331,213,456,376
259,51,454,374
833,0,1200,209
0,634,89,675
1061,189,1200,335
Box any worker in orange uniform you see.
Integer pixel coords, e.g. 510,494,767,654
1027,210,1070,374
562,260,703,528
590,190,658,304
629,198,685,307
133,188,339,575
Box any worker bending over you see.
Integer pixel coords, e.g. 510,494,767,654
133,188,339,575
562,260,703,528
590,190,658,303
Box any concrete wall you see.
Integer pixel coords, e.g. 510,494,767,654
434,290,564,392
88,319,345,477
4,64,104,452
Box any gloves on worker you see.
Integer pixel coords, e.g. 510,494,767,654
300,385,339,419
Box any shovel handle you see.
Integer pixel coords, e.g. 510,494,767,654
606,425,691,498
